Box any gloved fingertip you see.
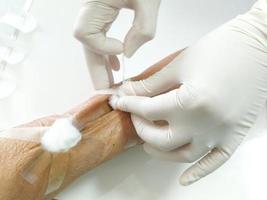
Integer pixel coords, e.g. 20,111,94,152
179,175,194,186
109,55,120,71
124,36,145,58
124,46,136,58
179,171,200,186
123,33,141,58
109,95,119,109
118,81,136,96
108,39,124,55
124,25,155,58
87,34,124,55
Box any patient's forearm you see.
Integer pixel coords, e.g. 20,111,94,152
47,49,184,199
0,95,139,200
44,95,139,200
131,49,184,81
0,49,184,200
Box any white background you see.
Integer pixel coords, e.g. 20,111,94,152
2,0,267,199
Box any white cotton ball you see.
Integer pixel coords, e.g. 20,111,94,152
41,118,82,153
109,95,120,109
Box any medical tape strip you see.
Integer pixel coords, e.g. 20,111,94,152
0,126,70,196
45,152,69,195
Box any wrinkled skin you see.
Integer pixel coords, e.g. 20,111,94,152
0,95,138,200
0,49,182,200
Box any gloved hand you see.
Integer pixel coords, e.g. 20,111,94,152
73,0,161,89
110,0,267,185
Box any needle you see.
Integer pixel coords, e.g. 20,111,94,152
121,54,126,84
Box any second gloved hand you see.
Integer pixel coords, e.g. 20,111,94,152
74,0,161,89
110,0,267,186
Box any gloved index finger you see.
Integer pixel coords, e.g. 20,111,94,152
110,88,183,121
131,114,191,151
74,2,123,55
124,0,161,57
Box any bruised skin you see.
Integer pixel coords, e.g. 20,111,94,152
0,50,183,200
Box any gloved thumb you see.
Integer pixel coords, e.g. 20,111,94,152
124,0,161,57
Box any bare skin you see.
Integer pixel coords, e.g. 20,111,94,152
0,49,184,200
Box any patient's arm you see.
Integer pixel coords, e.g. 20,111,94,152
130,49,184,81
0,50,183,200
45,95,139,200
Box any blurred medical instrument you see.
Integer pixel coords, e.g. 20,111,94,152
0,0,37,99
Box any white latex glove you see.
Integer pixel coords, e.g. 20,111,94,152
73,0,161,89
110,0,267,185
